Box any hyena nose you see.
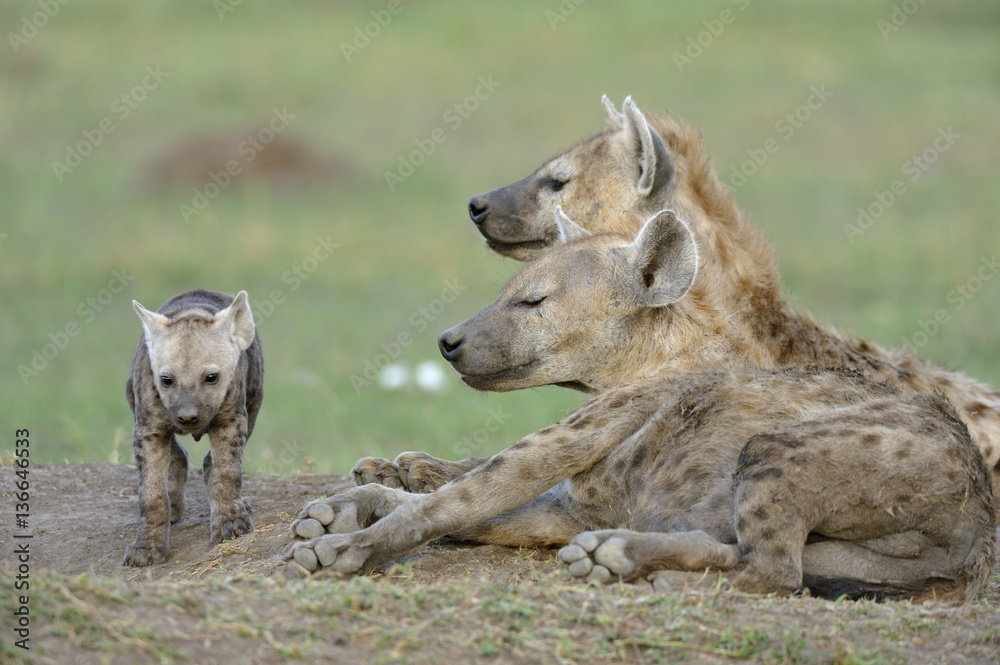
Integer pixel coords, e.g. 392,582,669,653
438,329,464,362
176,408,200,426
468,195,490,225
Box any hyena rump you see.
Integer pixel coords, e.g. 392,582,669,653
289,212,995,601
124,289,263,566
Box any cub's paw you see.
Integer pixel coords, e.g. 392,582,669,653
122,540,168,567
285,534,371,578
211,502,254,543
290,484,412,540
558,531,637,584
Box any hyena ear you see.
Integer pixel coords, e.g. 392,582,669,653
601,94,623,131
554,205,591,244
134,300,170,357
622,96,671,198
217,291,256,351
629,210,698,307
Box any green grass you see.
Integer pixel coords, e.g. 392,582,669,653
1,1,998,473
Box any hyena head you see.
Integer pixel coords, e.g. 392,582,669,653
133,291,255,432
439,208,702,394
467,96,674,262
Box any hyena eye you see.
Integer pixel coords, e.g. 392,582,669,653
160,376,173,387
519,295,547,308
542,177,568,192
205,373,219,384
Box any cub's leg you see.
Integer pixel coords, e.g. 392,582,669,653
167,435,188,524
558,529,740,583
123,427,173,566
204,417,253,543
352,452,488,492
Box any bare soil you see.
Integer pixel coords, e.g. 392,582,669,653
2,462,999,664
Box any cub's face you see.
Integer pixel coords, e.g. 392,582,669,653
134,291,255,434
145,324,242,433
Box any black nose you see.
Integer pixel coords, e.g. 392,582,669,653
438,329,464,362
468,195,490,225
176,408,199,426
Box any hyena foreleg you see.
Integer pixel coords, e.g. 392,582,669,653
205,418,253,543
123,428,175,566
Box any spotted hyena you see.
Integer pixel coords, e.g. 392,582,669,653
467,96,1000,504
288,212,995,601
124,289,263,566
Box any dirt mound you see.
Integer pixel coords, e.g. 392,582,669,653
142,132,344,193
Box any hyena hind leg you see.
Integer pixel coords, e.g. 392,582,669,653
167,436,188,524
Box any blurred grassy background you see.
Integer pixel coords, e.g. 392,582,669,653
1,1,998,474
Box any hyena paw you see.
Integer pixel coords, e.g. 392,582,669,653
122,539,168,567
352,452,459,492
210,502,254,543
558,531,637,583
169,496,185,525
352,457,406,489
284,534,371,578
290,484,411,540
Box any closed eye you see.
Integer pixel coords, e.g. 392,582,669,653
542,177,568,192
519,295,547,308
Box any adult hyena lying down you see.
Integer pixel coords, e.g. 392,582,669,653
468,96,1000,500
125,289,263,566
289,212,996,601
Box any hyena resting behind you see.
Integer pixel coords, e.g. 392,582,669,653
288,212,996,602
469,96,1000,500
124,289,263,566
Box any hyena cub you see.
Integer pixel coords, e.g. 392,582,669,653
123,289,263,566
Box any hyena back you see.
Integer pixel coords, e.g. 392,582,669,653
290,213,995,601
124,289,263,566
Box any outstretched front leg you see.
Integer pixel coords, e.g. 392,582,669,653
286,386,657,577
352,452,488,492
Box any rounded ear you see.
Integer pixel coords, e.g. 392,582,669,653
217,291,256,351
629,210,698,307
601,94,623,131
554,206,591,244
622,96,669,198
